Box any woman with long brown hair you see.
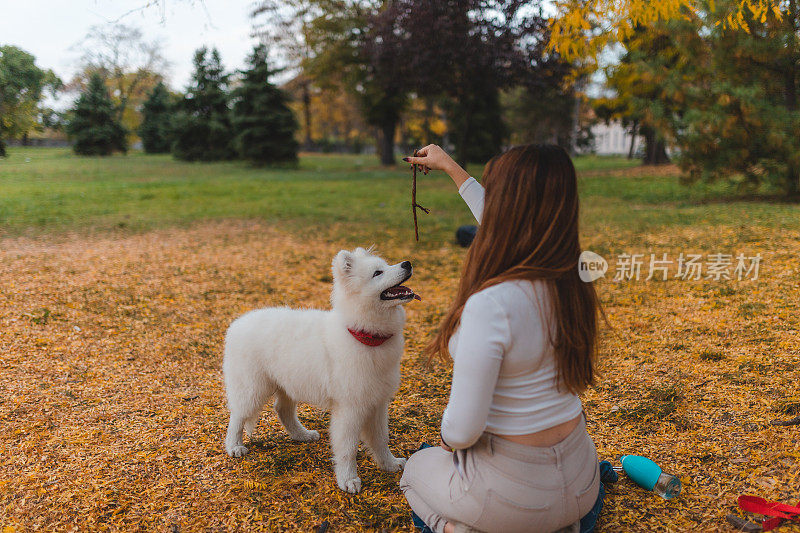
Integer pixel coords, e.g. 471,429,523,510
399,144,601,533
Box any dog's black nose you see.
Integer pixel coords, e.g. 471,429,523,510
401,261,412,271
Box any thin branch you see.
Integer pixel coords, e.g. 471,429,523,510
411,149,429,242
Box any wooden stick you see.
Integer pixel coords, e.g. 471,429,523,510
725,514,762,532
411,149,429,241
769,415,800,427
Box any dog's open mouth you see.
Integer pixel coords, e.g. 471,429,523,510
380,284,421,301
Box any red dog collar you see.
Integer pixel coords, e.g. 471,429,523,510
348,328,393,346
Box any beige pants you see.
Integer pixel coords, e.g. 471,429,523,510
400,416,599,533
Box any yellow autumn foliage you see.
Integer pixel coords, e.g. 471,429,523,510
550,0,785,60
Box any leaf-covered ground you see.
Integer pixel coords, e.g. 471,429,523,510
1,219,799,532
1,151,800,531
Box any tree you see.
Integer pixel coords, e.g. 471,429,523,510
251,0,318,147
505,32,591,151
231,45,299,165
0,46,61,156
652,0,800,193
138,81,173,153
503,84,580,150
446,2,552,164
66,73,127,156
72,24,168,141
550,0,786,60
304,1,410,165
406,0,578,164
595,25,686,165
285,78,370,151
371,0,564,165
171,47,234,161
305,1,558,166
401,96,448,149
445,78,506,164
357,10,410,166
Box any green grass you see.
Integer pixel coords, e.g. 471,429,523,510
1,147,798,243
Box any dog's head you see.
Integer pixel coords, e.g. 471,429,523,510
331,247,420,309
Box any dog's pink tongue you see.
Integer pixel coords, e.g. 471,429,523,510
400,285,422,301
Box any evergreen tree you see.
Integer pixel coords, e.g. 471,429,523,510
232,45,299,165
138,81,173,154
650,1,800,194
66,73,127,156
171,47,234,161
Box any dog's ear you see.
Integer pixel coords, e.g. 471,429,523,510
332,250,354,278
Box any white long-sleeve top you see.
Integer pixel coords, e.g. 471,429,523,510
440,178,583,450
458,177,485,223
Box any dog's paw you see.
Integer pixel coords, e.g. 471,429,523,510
226,444,249,458
337,476,362,494
291,429,320,442
381,456,406,472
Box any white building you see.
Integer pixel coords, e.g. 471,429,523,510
587,121,642,156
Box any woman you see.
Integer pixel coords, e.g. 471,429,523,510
399,144,601,533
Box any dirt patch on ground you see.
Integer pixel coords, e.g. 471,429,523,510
1,221,799,531
581,164,681,179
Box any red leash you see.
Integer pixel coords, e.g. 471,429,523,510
738,495,800,531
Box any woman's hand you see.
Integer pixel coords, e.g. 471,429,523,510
404,144,455,173
404,144,471,189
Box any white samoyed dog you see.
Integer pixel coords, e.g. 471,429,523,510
223,247,420,493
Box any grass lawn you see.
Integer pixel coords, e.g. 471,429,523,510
0,148,642,241
1,148,799,531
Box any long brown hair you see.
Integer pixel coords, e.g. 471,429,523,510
428,144,599,394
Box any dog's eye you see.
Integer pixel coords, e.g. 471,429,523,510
372,270,383,277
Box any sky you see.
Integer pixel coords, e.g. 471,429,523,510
0,0,260,104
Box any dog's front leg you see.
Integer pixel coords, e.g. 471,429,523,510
330,408,363,493
362,402,406,472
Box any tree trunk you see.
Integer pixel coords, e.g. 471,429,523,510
456,124,469,168
785,0,798,194
0,139,6,158
302,81,312,148
785,67,799,193
641,125,670,165
568,90,580,153
787,166,799,195
379,119,396,166
456,102,473,168
628,120,639,159
440,107,450,152
22,133,29,146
